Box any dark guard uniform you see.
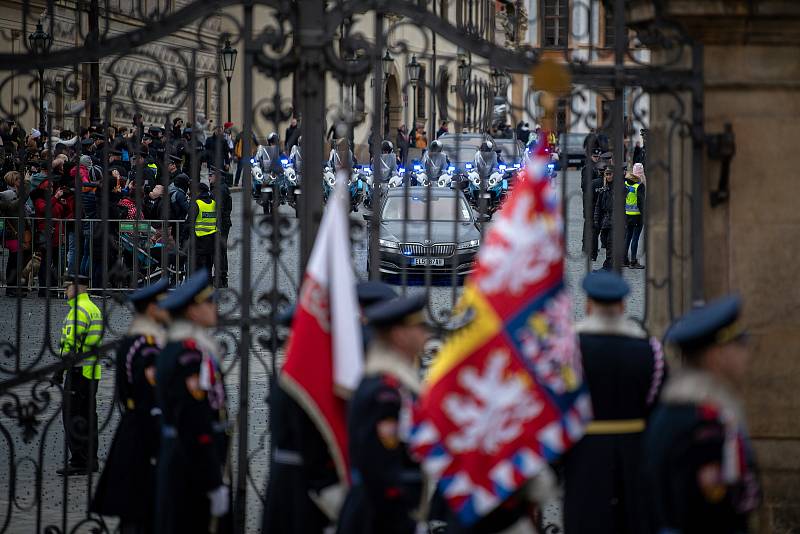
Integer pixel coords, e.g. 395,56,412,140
337,295,428,534
564,271,667,534
642,296,761,534
261,281,397,534
91,279,169,532
155,270,231,534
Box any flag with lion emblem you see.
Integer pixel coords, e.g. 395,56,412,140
409,136,592,525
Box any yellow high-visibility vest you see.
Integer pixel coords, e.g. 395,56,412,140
625,181,641,215
195,198,218,237
60,293,104,380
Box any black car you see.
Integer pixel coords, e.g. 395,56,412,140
370,187,483,280
563,132,588,168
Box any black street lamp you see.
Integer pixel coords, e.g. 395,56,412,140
406,56,421,124
457,58,471,91
381,50,393,136
491,68,509,96
29,22,52,135
220,39,238,123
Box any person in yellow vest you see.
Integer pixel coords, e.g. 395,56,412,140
54,274,104,476
623,162,646,269
190,182,218,284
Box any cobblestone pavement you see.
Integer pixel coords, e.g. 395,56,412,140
0,168,644,532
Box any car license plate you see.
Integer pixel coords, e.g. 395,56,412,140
412,258,444,267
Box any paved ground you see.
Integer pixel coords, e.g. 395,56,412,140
0,168,645,532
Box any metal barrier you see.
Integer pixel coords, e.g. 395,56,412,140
0,217,190,292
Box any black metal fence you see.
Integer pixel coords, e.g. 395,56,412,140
0,0,703,531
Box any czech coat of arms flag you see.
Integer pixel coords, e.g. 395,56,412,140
409,136,592,524
281,172,364,484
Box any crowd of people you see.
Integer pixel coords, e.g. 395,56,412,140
0,114,235,295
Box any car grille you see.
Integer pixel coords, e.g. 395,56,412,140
399,243,455,257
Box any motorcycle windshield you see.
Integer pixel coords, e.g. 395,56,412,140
475,152,496,177
379,154,396,179
426,153,447,178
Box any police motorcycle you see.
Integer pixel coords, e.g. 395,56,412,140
415,140,453,188
285,137,303,214
323,141,365,212
252,132,286,215
465,140,508,214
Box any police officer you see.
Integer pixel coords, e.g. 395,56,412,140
262,281,397,534
190,182,218,283
642,296,761,534
155,268,230,534
473,140,498,181
623,165,646,269
593,166,615,270
209,166,232,288
581,148,603,260
423,140,449,181
377,140,398,183
563,271,666,534
92,278,170,533
54,274,104,476
337,293,429,534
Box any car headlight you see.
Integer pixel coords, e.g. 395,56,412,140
378,238,399,249
458,239,480,249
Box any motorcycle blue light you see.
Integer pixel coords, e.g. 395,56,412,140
399,167,405,174
448,166,455,172
413,164,422,171
281,158,289,165
514,163,521,169
547,163,555,170
498,164,507,171
465,163,473,169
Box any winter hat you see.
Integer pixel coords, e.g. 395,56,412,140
79,155,93,167
632,162,646,184
30,128,41,139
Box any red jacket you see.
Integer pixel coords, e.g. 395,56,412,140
32,181,67,246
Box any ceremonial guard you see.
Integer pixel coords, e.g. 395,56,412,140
563,271,666,534
91,279,170,533
337,294,429,534
261,281,397,534
155,269,231,534
54,274,104,476
642,295,761,533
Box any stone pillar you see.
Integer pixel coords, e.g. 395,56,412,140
632,1,800,531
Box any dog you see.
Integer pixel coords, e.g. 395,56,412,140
20,252,42,290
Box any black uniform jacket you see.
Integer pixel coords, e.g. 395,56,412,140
261,379,340,534
91,316,165,525
642,370,761,534
337,343,424,534
563,313,667,534
155,320,230,534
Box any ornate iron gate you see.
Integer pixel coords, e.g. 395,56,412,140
0,0,704,531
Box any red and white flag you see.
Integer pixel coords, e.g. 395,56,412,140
280,171,364,483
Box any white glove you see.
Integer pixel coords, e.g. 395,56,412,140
207,485,230,517
308,483,346,521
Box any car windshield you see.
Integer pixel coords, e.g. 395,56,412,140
444,147,480,164
382,195,472,222
494,140,523,162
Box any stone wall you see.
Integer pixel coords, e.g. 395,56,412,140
632,1,800,531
